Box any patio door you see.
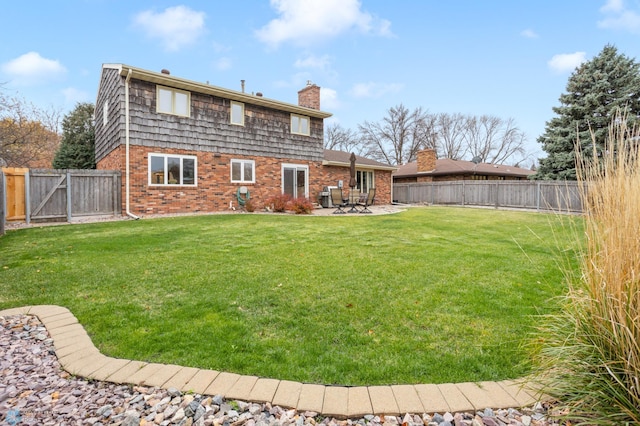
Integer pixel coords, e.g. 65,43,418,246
282,164,308,198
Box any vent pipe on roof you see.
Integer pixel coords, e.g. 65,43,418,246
161,69,170,75
256,92,263,97
241,80,245,93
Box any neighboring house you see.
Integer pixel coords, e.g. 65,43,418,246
393,149,534,183
94,64,394,216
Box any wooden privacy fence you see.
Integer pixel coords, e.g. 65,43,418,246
1,168,121,225
393,180,583,213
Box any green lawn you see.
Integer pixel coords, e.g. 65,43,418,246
0,207,581,386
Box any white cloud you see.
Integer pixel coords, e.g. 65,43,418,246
520,29,539,39
133,6,206,51
601,0,624,13
61,87,90,105
349,82,403,98
598,0,640,33
548,52,587,73
274,72,312,89
255,0,393,48
0,52,66,85
214,57,232,71
294,54,332,70
320,87,340,109
212,41,232,53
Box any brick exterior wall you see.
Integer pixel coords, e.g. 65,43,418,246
318,166,392,205
298,84,321,110
98,146,392,215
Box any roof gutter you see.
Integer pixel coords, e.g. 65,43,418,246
124,68,140,220
321,160,397,172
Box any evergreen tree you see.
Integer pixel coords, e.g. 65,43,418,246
53,102,95,169
535,45,640,180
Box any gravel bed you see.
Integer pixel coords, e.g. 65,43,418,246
0,314,560,426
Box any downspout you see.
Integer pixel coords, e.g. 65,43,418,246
124,68,140,219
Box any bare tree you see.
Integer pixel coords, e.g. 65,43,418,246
0,88,61,167
463,115,527,164
358,104,437,165
324,123,365,154
434,113,467,160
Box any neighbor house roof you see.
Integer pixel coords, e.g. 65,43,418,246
322,150,398,171
102,64,333,119
394,158,534,178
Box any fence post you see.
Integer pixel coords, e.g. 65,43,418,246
0,170,5,236
66,171,72,222
536,181,541,212
461,181,465,206
25,171,30,225
113,172,119,215
495,182,499,209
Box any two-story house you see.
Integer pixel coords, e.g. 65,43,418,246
94,64,394,216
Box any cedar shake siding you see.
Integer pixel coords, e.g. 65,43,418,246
95,69,325,164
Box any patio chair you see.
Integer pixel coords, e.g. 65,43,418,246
358,188,376,213
330,187,347,214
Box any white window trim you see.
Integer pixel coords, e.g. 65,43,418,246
281,163,309,198
230,159,255,183
156,85,191,117
356,169,375,193
230,101,245,126
148,153,198,187
290,114,310,136
103,99,108,127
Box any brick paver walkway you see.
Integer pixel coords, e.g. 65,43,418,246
0,305,543,418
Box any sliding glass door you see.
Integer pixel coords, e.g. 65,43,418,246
282,164,308,198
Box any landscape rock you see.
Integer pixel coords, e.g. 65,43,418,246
0,314,561,426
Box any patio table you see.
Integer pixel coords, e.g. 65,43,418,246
345,192,367,213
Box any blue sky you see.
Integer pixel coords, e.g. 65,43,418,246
2,0,640,161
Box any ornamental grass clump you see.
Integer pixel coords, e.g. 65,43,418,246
532,115,640,425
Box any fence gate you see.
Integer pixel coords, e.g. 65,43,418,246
2,167,28,221
29,170,70,222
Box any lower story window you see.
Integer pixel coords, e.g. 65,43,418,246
149,153,197,186
356,170,374,193
231,159,255,183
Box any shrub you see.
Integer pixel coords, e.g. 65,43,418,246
244,199,255,212
531,113,640,425
267,194,291,213
290,197,313,214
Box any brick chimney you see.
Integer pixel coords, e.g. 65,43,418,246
298,81,320,110
417,149,437,172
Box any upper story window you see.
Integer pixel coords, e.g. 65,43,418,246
291,114,310,136
230,101,244,126
149,153,197,186
157,85,190,117
231,159,255,183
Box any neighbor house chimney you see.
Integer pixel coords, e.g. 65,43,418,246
298,81,320,110
417,149,437,172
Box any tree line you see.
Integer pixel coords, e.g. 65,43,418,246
327,44,640,180
3,43,639,180
1,86,95,169
325,106,531,167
